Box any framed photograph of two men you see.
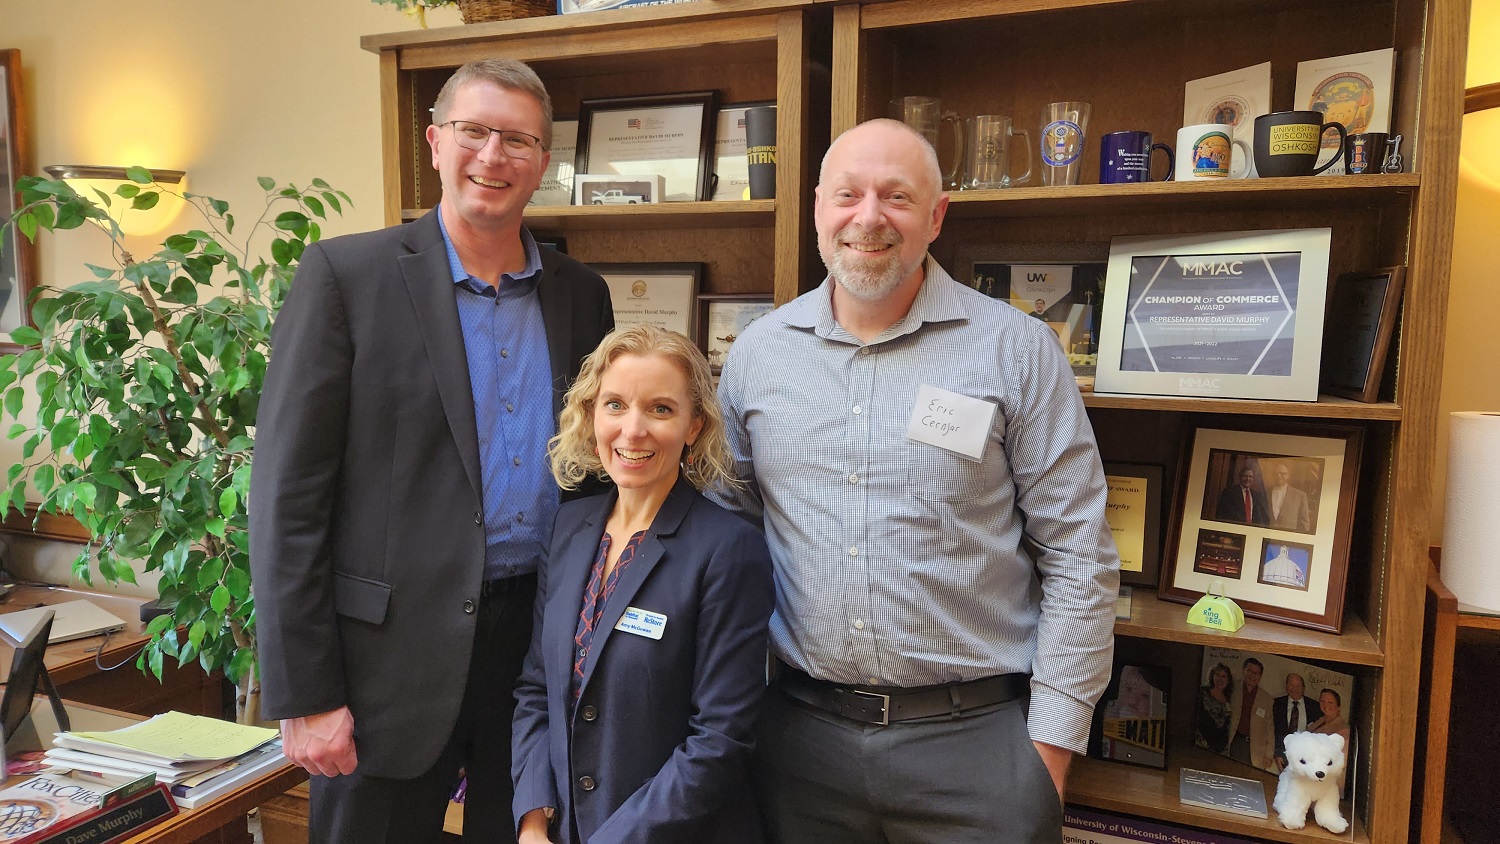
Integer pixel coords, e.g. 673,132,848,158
1161,422,1363,633
1094,228,1332,401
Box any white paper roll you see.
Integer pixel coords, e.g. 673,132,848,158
1442,411,1500,612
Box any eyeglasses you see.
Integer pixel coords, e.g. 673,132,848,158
439,120,546,159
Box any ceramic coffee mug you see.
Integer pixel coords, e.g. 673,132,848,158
1099,131,1174,184
1253,111,1347,177
1343,132,1392,175
1174,124,1251,181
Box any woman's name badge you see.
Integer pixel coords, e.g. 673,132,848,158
615,606,667,640
905,385,996,461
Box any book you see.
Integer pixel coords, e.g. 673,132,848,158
1178,768,1268,818
1294,47,1397,174
12,783,177,844
1065,806,1263,844
0,772,168,843
169,740,285,809
1183,62,1272,133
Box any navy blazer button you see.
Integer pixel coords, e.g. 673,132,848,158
581,705,597,721
579,776,596,791
463,599,476,614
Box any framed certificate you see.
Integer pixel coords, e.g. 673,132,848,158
1102,462,1164,587
528,118,577,207
1095,228,1332,401
1319,266,1405,403
1160,421,1363,633
593,263,703,339
695,294,774,374
576,92,717,202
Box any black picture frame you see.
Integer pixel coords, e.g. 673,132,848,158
1,49,37,354
1102,461,1165,587
576,92,718,202
1,610,69,752
592,262,704,340
1320,266,1406,403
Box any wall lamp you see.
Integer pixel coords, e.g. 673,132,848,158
40,164,189,237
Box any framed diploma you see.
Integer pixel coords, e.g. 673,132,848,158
695,294,774,374
1095,228,1332,401
1160,421,1363,633
1102,462,1164,587
577,92,717,202
1319,266,1405,403
593,263,703,339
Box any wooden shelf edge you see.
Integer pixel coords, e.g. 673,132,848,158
1069,744,1370,844
942,174,1420,218
1455,610,1500,632
1082,392,1401,421
361,0,811,53
1116,587,1383,666
403,200,776,230
0,503,90,543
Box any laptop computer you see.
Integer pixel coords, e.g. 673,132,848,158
0,600,129,644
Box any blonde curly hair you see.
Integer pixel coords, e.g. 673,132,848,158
549,324,735,492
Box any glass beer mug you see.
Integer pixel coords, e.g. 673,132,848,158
959,115,1033,190
890,96,963,188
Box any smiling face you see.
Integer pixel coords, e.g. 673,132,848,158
1319,690,1341,718
815,121,947,303
1286,674,1305,700
1243,661,1262,690
1274,464,1292,489
593,353,703,502
1210,665,1230,691
1239,468,1256,489
426,80,550,235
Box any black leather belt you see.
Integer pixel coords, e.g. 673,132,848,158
775,662,1029,725
480,572,537,599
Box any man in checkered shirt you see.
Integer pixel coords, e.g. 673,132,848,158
713,119,1120,843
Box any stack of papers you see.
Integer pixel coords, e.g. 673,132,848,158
43,712,281,794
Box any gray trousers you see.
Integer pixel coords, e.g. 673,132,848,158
753,689,1063,844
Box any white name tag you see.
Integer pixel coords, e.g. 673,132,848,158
614,606,667,640
905,384,997,461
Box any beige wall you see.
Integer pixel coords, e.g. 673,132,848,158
1,0,461,590
1432,2,1500,543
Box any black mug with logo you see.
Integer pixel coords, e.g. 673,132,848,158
1253,111,1347,177
1344,132,1392,175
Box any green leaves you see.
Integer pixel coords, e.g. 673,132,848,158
0,172,351,707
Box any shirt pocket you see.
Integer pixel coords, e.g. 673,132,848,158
905,439,992,503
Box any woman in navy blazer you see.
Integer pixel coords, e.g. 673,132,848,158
512,324,773,844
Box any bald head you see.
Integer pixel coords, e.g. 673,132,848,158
820,119,943,196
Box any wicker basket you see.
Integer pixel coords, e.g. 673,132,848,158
457,0,552,22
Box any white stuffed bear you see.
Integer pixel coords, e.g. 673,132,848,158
1274,731,1348,833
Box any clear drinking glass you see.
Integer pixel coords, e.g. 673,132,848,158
1039,101,1092,186
960,115,1033,190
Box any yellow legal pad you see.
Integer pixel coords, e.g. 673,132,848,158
66,711,279,762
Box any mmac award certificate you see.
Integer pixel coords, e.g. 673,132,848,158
1121,252,1301,376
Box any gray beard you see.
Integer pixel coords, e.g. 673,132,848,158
819,233,920,304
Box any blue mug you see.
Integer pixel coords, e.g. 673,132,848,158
1099,130,1174,184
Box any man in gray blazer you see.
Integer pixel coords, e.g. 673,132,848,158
250,59,612,843
1267,462,1312,533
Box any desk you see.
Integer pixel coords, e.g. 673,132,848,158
7,698,306,844
0,585,224,718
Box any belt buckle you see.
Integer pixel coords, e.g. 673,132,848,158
849,689,891,726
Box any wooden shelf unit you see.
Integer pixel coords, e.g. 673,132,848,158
1069,740,1370,844
363,4,828,305
363,0,1467,839
832,0,1464,842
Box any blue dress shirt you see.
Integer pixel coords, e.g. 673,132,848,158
438,208,557,580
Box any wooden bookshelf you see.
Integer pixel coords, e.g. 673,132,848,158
1081,393,1402,421
1069,741,1370,844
